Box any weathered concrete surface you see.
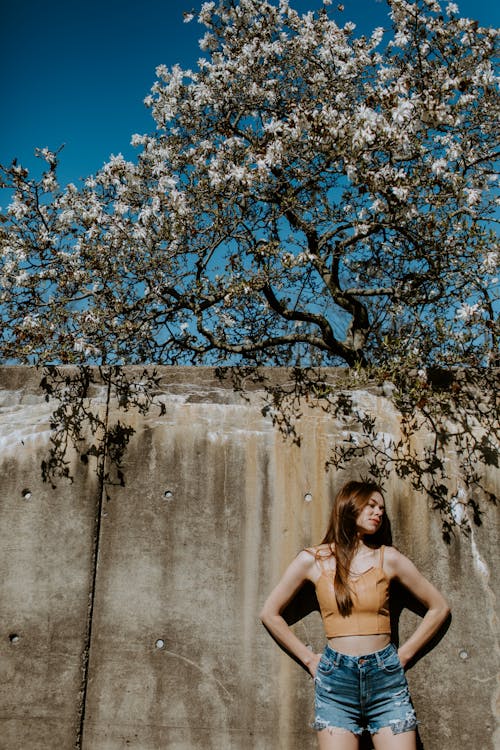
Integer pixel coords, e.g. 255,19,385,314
0,367,498,750
0,368,100,749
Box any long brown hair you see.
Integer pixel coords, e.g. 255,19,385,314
321,480,391,616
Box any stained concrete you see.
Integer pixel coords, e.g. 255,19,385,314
0,368,100,749
0,367,498,749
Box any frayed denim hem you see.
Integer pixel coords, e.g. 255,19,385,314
369,713,419,736
313,713,418,737
311,718,363,736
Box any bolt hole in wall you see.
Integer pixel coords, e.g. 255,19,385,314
304,492,313,503
459,649,469,660
9,634,20,644
21,489,32,500
163,490,173,500
155,639,165,649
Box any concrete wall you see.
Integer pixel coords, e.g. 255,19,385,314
0,367,497,750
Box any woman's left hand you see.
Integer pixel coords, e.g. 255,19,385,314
307,652,322,678
397,648,410,670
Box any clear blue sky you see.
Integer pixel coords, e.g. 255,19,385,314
1,0,498,187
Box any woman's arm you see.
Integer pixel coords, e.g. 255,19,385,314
259,550,321,676
385,546,451,667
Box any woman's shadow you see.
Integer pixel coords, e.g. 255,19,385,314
267,576,451,750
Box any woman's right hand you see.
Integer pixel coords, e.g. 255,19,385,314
306,652,322,678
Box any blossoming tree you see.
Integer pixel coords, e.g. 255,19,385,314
0,0,498,533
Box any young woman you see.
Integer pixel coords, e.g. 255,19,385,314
260,481,450,749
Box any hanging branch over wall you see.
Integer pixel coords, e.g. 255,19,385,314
216,365,499,542
39,366,165,500
35,363,498,542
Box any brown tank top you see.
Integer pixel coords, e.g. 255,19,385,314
307,545,391,638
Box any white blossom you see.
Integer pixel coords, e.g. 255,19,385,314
465,188,481,206
392,186,409,201
15,271,29,284
393,31,410,47
131,133,148,147
220,312,236,327
113,201,130,216
21,314,41,329
7,196,29,219
392,98,414,124
42,172,58,191
57,208,76,226
481,251,498,274
199,2,216,26
431,158,448,176
456,302,481,320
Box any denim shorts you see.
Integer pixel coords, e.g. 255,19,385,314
312,643,418,736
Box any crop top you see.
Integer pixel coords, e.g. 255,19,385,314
306,545,391,638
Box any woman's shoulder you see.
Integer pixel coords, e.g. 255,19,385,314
381,545,412,577
302,542,335,560
296,544,334,582
382,544,405,561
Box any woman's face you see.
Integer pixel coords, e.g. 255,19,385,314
355,492,385,536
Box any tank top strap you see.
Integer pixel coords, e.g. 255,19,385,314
379,545,385,569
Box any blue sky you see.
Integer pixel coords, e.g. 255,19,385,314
1,0,499,187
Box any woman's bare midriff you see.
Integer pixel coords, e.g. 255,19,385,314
327,633,391,656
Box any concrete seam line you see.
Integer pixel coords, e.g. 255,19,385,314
75,370,112,749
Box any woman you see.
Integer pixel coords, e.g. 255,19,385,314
260,480,450,749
